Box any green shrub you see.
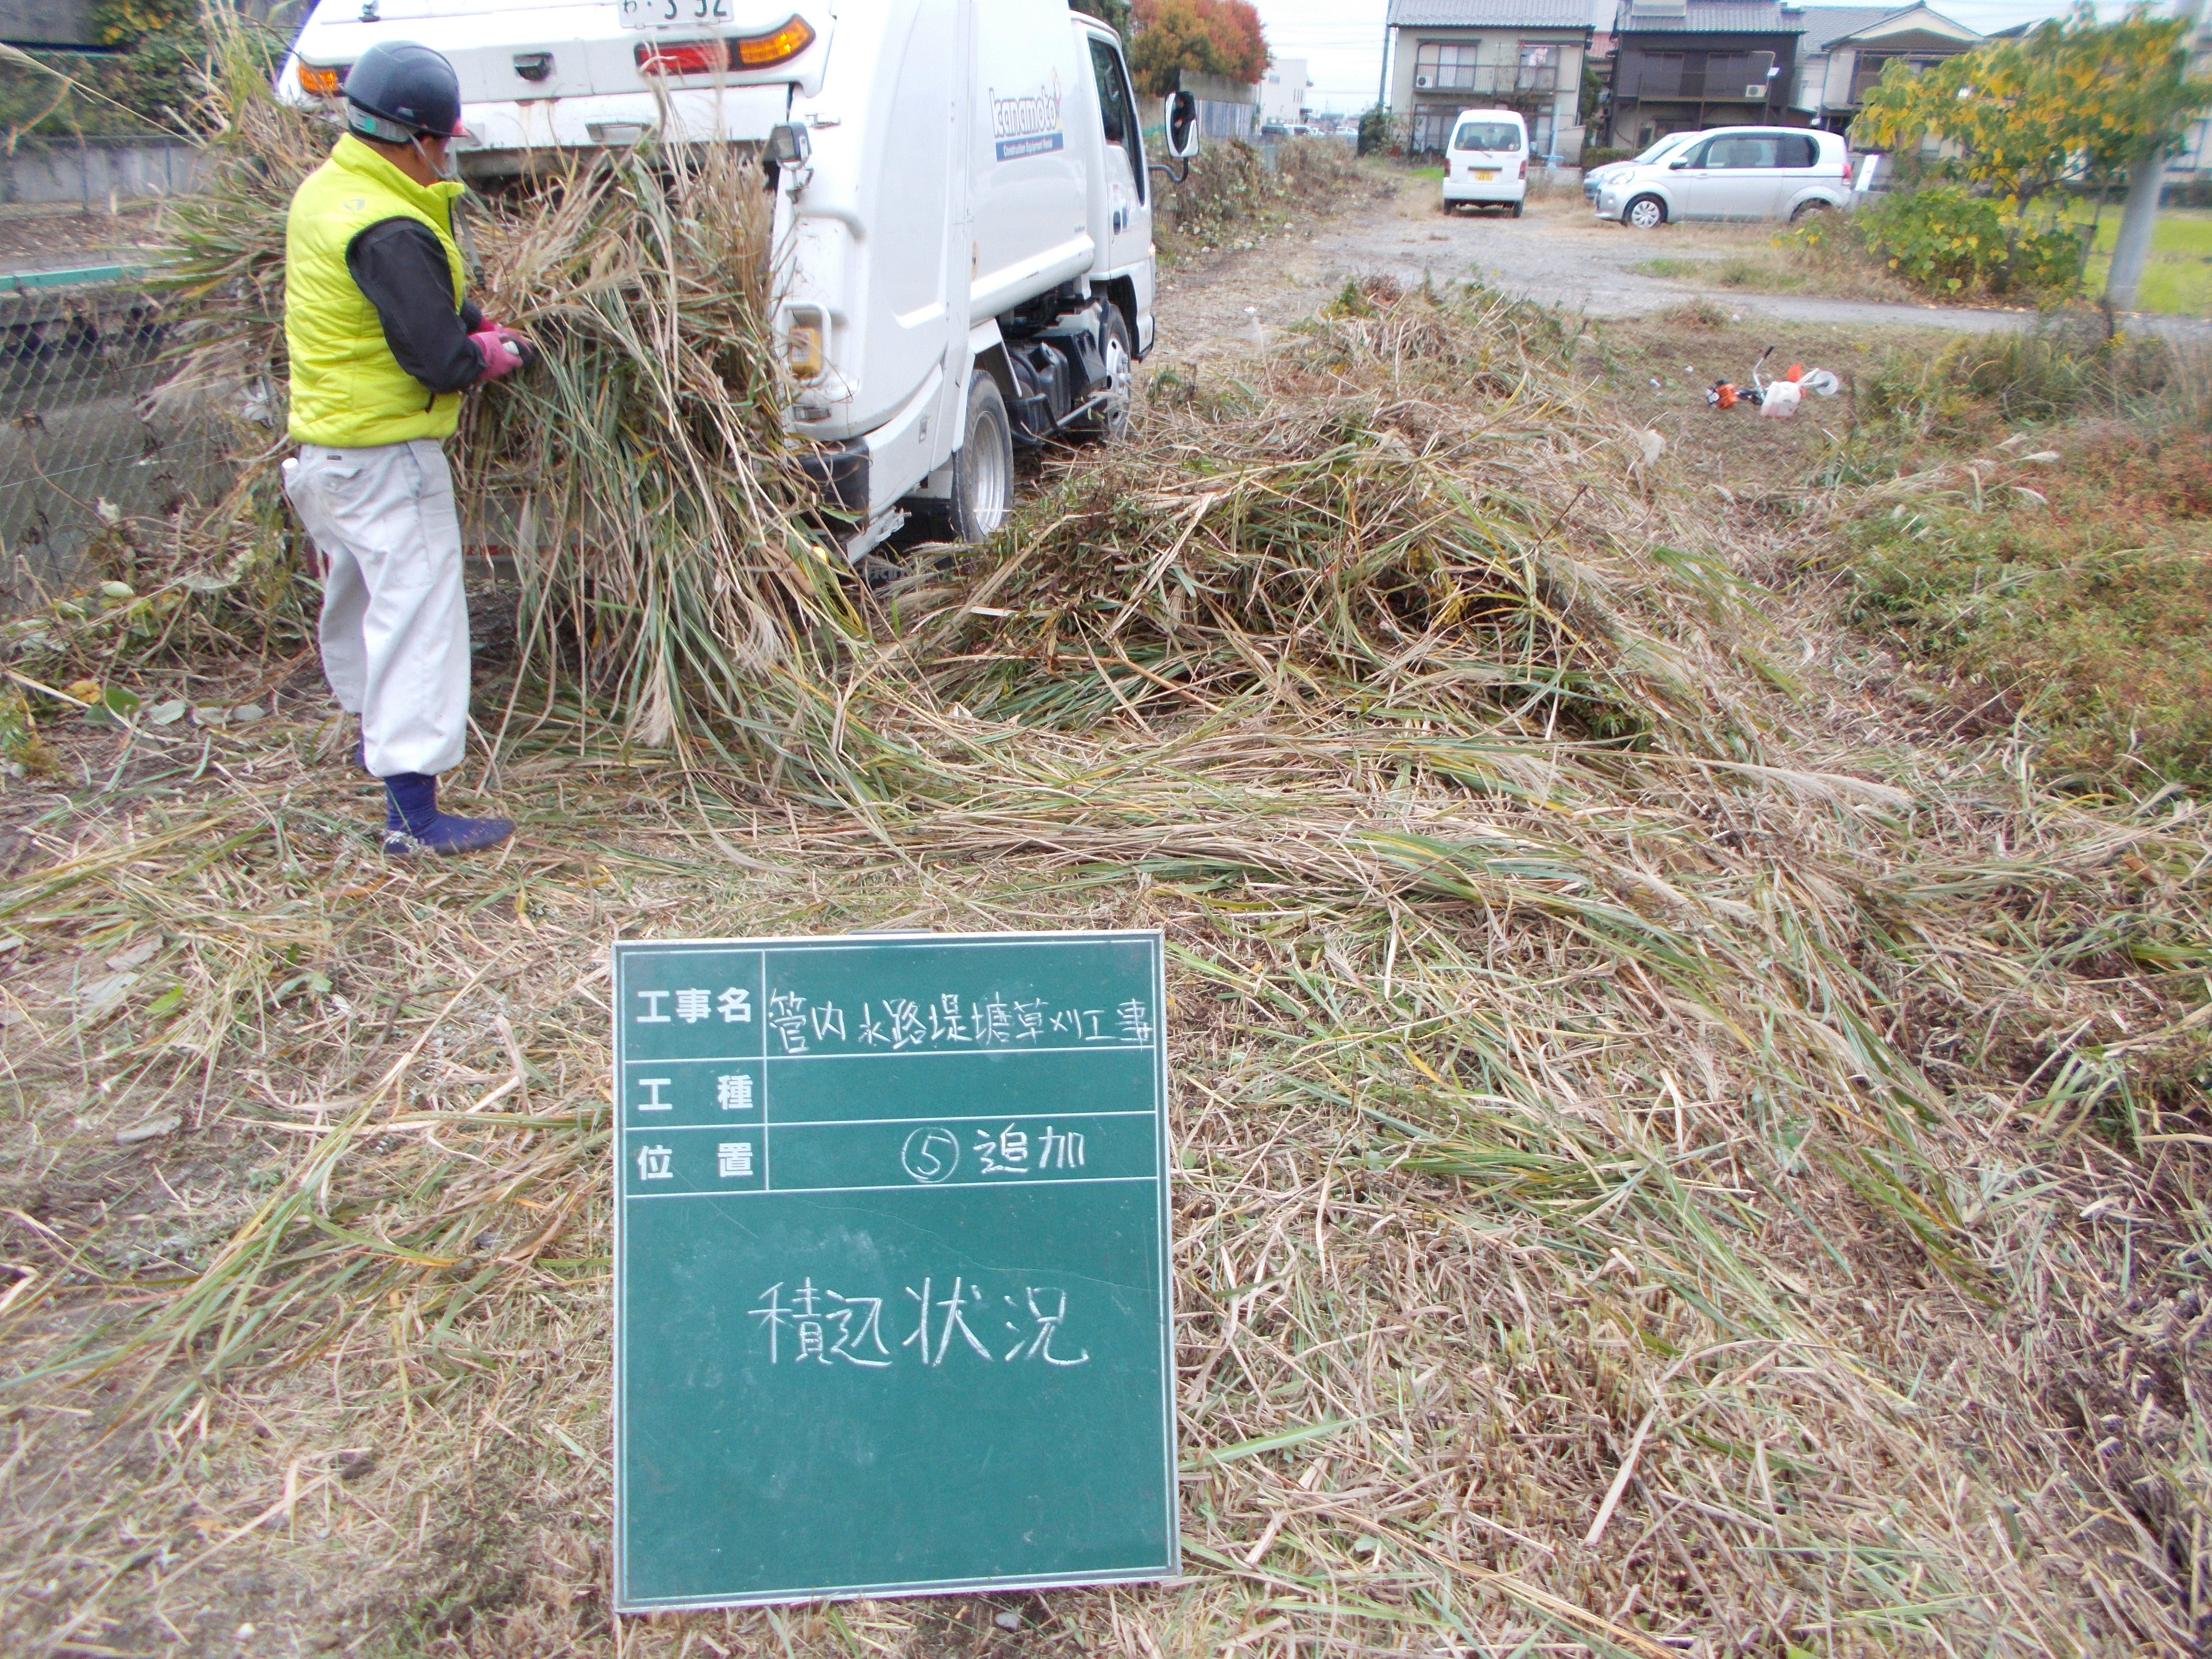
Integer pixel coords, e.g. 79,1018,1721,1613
1860,186,2006,294
1853,185,2086,300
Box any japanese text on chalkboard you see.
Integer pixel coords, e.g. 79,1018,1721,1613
750,1276,1091,1369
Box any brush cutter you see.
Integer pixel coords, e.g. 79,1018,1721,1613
1707,345,1840,417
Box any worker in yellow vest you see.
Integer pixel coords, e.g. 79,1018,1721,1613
281,41,526,857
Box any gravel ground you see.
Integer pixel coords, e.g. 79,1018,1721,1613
1153,174,2205,360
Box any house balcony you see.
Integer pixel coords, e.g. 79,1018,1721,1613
1409,63,1561,97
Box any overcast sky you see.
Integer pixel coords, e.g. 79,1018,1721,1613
1266,0,2133,113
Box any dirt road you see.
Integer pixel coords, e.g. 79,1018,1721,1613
1154,178,2196,360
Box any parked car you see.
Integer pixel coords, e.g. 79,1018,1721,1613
1593,127,1852,228
1441,108,1528,216
1583,131,1697,204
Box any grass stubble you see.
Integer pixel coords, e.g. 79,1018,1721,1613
0,75,2208,1659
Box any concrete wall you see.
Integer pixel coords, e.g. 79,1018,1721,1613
1178,70,1260,141
2,138,207,208
0,0,100,48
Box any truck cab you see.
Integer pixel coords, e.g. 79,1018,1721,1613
278,0,1193,556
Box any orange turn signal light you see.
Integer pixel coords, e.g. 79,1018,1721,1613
297,62,347,96
733,16,815,68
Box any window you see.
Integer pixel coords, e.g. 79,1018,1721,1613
1703,49,1777,100
1776,132,1815,168
1623,51,1683,96
1087,36,1145,202
1850,50,1947,104
1702,134,1782,168
1515,42,1557,91
1414,41,1480,90
1451,120,1522,152
1411,107,1457,154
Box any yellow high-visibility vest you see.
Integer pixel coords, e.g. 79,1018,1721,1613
285,133,469,447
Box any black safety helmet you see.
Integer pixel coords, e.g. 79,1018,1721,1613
343,41,463,143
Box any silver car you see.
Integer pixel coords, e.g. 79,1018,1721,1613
1594,127,1853,228
1583,131,1696,204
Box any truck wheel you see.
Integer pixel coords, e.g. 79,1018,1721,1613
1624,194,1666,230
949,371,1013,542
1069,308,1133,443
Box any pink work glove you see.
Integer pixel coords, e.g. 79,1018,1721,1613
469,326,526,383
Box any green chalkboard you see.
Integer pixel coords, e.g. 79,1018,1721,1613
611,931,1178,1611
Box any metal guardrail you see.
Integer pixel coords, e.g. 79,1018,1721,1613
0,262,228,602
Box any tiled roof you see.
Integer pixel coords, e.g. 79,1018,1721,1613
1386,0,1594,26
1794,5,1911,52
1617,1,1805,34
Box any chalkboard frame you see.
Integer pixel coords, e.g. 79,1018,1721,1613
610,928,1179,1611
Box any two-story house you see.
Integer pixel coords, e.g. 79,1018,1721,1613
1789,4,1982,130
1382,0,1596,161
1605,0,1804,150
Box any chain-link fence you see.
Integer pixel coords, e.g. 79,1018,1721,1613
0,270,231,605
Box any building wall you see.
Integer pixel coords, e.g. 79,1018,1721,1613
2169,23,2212,182
1799,19,1980,127
1261,57,1309,126
1387,27,1587,159
1605,30,1799,146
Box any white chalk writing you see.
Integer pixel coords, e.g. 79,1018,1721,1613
752,1276,1089,1372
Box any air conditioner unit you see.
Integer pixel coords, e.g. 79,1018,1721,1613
1414,73,1431,87
1744,83,1767,98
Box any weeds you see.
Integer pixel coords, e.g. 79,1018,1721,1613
2,277,2207,1654
1862,317,2180,440
1158,138,1371,253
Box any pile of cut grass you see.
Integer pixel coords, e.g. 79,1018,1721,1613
123,19,848,761
2,279,2208,1658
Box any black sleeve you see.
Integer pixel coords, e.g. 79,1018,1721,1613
344,218,485,395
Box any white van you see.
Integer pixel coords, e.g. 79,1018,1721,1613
1440,108,1527,217
278,0,1197,558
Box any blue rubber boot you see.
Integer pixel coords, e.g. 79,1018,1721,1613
382,772,514,858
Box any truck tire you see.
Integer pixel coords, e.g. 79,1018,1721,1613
949,371,1013,542
1068,307,1133,443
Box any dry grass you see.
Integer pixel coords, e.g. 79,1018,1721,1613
0,260,2207,1659
130,25,843,761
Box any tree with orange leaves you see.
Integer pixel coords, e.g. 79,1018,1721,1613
1130,0,1269,97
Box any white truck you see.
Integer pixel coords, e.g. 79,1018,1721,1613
278,0,1197,556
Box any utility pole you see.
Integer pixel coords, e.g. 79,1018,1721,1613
2105,0,2208,313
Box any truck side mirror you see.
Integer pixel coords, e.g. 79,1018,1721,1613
1166,90,1199,159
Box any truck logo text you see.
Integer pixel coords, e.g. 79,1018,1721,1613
990,82,1064,161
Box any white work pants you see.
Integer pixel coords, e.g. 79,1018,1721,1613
282,438,470,779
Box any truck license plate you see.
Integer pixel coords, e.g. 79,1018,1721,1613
620,0,729,26
1475,169,1497,180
